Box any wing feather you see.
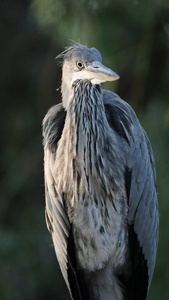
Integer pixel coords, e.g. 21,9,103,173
103,90,159,299
43,103,89,300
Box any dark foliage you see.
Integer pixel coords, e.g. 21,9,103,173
1,0,169,299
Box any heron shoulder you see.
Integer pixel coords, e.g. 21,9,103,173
42,103,66,151
103,89,136,144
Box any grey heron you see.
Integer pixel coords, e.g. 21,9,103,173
43,44,159,300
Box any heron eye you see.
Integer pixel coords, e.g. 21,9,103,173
77,61,84,69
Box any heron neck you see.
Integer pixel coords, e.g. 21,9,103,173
61,78,74,110
56,80,125,207
68,80,108,156
59,80,110,200
64,80,114,185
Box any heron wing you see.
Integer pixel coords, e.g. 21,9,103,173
103,90,159,300
43,104,88,300
126,130,159,300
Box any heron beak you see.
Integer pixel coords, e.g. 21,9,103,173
87,61,120,84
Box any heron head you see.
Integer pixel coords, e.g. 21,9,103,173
56,44,119,109
57,45,119,86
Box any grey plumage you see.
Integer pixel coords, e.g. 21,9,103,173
43,45,159,300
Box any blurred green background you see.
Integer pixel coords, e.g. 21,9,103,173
1,0,169,299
